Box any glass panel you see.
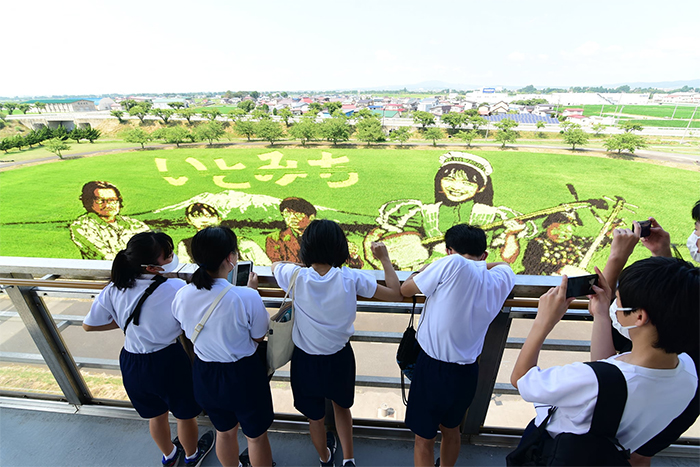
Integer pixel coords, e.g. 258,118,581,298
44,294,128,401
0,290,63,396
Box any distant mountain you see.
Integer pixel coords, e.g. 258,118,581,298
601,79,700,89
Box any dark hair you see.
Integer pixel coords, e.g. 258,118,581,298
444,224,487,257
434,163,494,207
190,226,238,290
618,257,699,355
111,232,173,290
543,211,582,229
279,197,317,217
299,219,349,267
185,202,220,219
692,200,700,222
80,181,123,212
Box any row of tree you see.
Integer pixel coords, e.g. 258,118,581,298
0,125,100,154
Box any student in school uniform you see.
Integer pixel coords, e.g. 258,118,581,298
272,219,402,467
83,231,213,467
172,226,273,467
400,223,516,467
510,257,698,461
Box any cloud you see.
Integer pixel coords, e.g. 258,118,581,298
575,41,601,56
375,49,398,61
508,52,527,61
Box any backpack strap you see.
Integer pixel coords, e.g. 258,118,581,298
584,361,628,439
191,283,234,344
123,275,167,334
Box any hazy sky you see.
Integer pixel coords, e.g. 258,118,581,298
4,0,699,97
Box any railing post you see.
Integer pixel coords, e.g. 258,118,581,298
461,307,513,436
4,285,91,405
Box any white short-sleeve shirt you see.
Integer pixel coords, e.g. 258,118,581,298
413,255,515,364
687,231,700,263
85,276,187,354
273,264,377,355
518,353,698,453
172,278,269,363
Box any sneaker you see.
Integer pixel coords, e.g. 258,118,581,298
162,440,183,467
184,431,215,467
435,457,440,467
343,462,356,467
321,431,336,467
239,447,250,467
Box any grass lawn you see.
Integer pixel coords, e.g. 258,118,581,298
582,104,698,119
1,146,697,273
0,140,147,163
629,119,700,129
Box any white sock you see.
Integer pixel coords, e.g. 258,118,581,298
343,458,356,466
163,445,178,461
185,450,199,461
321,447,332,462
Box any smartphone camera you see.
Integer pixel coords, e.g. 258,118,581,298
635,220,652,237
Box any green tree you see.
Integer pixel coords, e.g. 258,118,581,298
562,128,589,150
250,91,260,99
494,118,519,148
325,102,342,114
468,115,487,132
251,108,271,121
121,99,139,111
0,137,16,153
603,133,647,154
3,103,17,115
288,118,319,146
129,104,150,124
277,108,293,126
200,108,222,121
69,127,86,143
356,117,385,146
85,127,101,143
389,127,411,146
152,108,175,124
592,123,606,136
559,120,580,132
237,100,255,113
255,120,285,145
194,121,225,145
619,120,643,133
153,126,191,147
52,126,69,140
228,108,247,122
178,108,198,124
45,138,70,159
536,120,545,130
456,130,477,148
308,102,322,114
111,110,125,123
17,104,31,114
121,128,152,148
34,102,47,113
234,120,256,141
424,127,444,146
413,110,435,129
441,112,467,131
353,108,374,120
168,102,185,110
24,130,41,148
320,117,351,145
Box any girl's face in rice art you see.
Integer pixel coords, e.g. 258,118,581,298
439,168,484,203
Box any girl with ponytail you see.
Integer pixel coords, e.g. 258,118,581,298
83,231,214,466
172,226,274,467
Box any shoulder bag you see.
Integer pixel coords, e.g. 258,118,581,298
267,268,301,373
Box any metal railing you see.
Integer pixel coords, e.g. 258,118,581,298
0,256,696,452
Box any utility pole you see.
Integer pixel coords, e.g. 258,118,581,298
680,105,698,144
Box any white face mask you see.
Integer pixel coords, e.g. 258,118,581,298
142,254,179,274
609,301,638,340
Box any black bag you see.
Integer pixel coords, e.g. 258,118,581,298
396,296,421,405
506,361,631,466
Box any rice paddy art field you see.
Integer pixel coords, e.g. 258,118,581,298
0,147,697,273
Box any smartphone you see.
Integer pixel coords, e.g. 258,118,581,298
227,261,253,286
634,220,651,237
566,274,599,298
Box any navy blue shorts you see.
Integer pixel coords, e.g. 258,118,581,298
405,350,479,440
119,343,201,420
192,354,274,438
291,343,355,421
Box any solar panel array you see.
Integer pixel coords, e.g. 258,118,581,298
483,114,560,124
